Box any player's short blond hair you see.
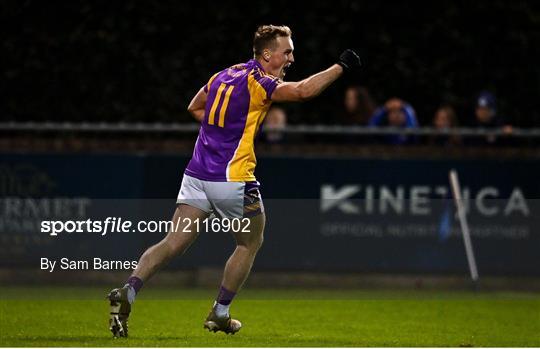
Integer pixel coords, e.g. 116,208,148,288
253,25,292,56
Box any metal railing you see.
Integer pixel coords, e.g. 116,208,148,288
1,121,540,138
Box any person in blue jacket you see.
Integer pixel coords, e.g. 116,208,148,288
368,98,419,144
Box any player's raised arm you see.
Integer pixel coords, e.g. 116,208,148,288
271,49,362,103
187,86,207,122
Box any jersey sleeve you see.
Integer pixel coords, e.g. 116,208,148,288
251,69,279,102
255,75,279,100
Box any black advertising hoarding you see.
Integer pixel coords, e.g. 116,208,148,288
0,153,538,275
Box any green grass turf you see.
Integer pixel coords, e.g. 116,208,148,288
1,286,539,347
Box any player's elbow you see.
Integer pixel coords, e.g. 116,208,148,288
187,106,204,122
296,86,315,102
298,90,312,102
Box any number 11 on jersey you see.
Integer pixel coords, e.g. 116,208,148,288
208,83,234,127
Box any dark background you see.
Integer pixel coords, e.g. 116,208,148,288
2,1,540,126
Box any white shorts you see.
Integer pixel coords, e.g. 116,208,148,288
176,174,263,219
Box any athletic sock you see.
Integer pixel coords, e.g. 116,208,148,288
215,285,236,317
125,285,136,304
214,301,230,318
125,276,143,304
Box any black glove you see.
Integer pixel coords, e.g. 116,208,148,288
337,49,362,72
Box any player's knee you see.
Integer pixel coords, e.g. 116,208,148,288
236,234,263,253
163,236,189,256
247,233,264,253
255,234,264,250
169,243,185,256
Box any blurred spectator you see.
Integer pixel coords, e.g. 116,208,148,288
469,91,513,146
474,91,500,128
430,105,461,146
368,98,419,145
341,86,377,125
263,106,287,143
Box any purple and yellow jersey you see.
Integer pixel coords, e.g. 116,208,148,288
185,59,279,182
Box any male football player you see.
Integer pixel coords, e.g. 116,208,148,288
107,24,361,337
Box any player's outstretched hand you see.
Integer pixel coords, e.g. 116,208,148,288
337,49,362,72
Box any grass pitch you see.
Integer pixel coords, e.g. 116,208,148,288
1,286,539,347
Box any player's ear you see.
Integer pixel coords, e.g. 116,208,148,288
263,50,271,62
